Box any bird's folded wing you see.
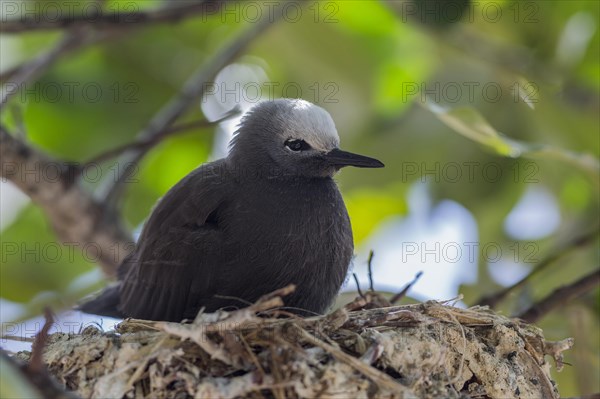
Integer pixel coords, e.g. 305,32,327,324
118,161,228,321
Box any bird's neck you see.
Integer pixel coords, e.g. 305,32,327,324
223,158,320,182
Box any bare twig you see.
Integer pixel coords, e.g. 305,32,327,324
299,328,410,394
476,227,600,308
0,335,35,343
8,104,27,139
262,284,296,298
367,250,375,291
29,308,54,373
0,29,93,106
84,107,240,166
352,273,365,298
517,268,600,323
98,8,282,211
390,271,423,304
0,1,230,106
0,0,226,33
0,125,133,276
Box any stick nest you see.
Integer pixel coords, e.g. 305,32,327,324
16,286,573,399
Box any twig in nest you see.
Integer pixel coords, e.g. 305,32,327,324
390,271,423,304
344,295,369,312
437,305,467,386
517,268,600,323
212,294,254,306
255,284,296,305
544,338,575,372
299,328,410,394
29,307,54,373
1,335,35,343
271,306,321,317
367,250,375,291
8,309,80,398
352,273,365,298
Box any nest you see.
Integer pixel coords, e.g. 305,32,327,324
16,286,573,399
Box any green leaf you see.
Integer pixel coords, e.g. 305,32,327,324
333,1,398,37
424,101,600,179
344,184,407,244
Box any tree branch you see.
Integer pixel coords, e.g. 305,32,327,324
0,125,132,277
29,308,54,374
390,271,423,304
0,0,227,33
98,8,282,209
0,29,96,106
476,227,600,308
84,107,240,166
367,249,375,291
517,268,600,323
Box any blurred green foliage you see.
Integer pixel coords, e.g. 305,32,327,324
1,0,598,395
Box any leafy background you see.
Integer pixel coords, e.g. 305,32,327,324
1,0,598,395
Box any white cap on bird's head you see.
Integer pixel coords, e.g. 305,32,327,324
229,98,384,177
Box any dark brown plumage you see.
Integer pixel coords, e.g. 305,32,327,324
80,99,383,321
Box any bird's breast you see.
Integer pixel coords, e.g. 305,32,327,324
221,178,353,274
203,177,354,313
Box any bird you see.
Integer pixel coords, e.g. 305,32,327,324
80,98,384,322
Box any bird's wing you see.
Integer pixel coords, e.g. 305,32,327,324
118,160,229,321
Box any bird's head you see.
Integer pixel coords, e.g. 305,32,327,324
229,99,384,178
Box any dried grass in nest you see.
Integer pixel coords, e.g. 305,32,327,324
17,285,573,399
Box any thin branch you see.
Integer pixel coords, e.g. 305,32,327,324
0,0,226,33
98,8,282,209
0,64,24,82
29,308,54,373
367,250,375,291
0,29,94,106
517,268,600,323
476,227,600,308
8,103,27,139
0,0,158,104
352,273,365,298
0,309,80,398
0,124,132,277
390,271,423,304
84,107,240,166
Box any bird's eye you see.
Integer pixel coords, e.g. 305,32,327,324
285,139,311,152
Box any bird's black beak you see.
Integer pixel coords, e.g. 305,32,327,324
324,148,384,168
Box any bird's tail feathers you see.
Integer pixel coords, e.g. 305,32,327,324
77,284,125,319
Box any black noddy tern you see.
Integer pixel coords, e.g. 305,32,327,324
80,98,384,321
